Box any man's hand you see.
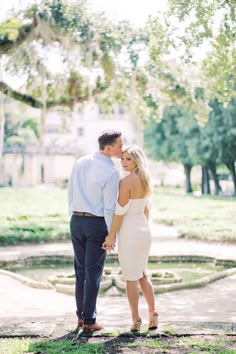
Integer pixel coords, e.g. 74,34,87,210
102,235,116,252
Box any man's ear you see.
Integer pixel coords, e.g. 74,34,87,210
103,145,111,155
105,145,111,152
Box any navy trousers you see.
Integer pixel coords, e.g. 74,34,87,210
70,215,107,324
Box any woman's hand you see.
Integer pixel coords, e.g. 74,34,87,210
102,235,116,252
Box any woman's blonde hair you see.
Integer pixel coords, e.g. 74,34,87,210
122,145,152,196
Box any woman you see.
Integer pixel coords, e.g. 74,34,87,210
102,145,159,331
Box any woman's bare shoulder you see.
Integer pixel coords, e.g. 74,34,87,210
120,174,137,185
118,176,131,202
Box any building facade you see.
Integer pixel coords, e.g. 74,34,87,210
3,102,136,186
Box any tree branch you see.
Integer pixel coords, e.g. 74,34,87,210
0,16,39,55
0,81,43,108
0,81,106,109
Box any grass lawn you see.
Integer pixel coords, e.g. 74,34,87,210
152,188,236,243
0,187,235,245
0,187,70,245
0,335,235,354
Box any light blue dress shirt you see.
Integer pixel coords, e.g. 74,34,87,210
68,152,119,231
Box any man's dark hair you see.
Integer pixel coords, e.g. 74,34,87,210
98,130,122,150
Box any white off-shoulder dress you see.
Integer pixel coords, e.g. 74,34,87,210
115,197,152,281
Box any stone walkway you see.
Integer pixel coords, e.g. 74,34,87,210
0,223,236,337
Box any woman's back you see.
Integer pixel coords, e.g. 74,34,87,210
125,173,147,199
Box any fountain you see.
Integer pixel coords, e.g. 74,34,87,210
1,254,236,295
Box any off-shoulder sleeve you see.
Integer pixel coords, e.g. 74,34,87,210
114,200,130,215
145,197,152,211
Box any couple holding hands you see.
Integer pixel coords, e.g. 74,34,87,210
68,130,158,333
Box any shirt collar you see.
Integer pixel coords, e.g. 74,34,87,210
93,152,115,165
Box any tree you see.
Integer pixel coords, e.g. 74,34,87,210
0,0,146,181
144,104,201,193
207,98,236,195
4,103,39,147
145,95,236,196
0,1,125,106
166,0,236,103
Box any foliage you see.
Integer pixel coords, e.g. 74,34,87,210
166,0,236,103
5,128,38,146
4,98,39,146
209,98,236,166
0,0,150,113
144,104,201,193
144,95,236,195
0,0,235,116
0,17,24,42
0,0,235,194
1,0,234,133
0,0,212,128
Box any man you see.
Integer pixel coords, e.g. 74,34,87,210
68,130,123,333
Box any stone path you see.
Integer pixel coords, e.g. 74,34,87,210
0,223,236,337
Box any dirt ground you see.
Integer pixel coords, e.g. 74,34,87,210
88,335,236,353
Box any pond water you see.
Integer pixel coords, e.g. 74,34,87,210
9,261,226,283
10,264,73,282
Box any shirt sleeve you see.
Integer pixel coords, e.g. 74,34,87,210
103,171,119,231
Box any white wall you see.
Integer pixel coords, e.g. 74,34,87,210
3,153,76,187
44,102,136,154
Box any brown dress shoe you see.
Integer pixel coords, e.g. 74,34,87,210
78,319,84,327
72,319,84,335
82,322,104,333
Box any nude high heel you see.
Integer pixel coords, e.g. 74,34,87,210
148,313,159,330
130,320,142,332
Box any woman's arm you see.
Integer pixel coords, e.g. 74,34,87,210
144,206,149,220
102,178,130,251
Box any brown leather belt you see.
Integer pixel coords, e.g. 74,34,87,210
73,211,100,217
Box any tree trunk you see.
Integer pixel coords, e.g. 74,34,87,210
201,166,211,195
184,164,193,193
130,70,144,148
0,62,5,185
39,64,47,146
226,161,236,196
208,163,222,195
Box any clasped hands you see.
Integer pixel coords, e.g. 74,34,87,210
102,235,115,252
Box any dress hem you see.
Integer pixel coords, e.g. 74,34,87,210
123,269,148,281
